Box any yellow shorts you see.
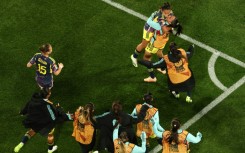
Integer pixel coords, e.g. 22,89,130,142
145,42,166,54
143,29,154,41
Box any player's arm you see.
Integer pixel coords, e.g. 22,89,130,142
147,17,161,31
53,63,64,76
152,111,165,132
152,119,163,138
132,132,146,153
27,62,33,67
138,58,166,69
19,100,31,115
130,104,149,124
186,44,195,59
112,119,119,141
186,132,202,143
27,54,37,67
131,108,137,117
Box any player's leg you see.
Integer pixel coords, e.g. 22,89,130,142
131,29,153,67
14,129,36,152
186,91,192,103
35,76,44,90
47,129,57,153
143,52,157,82
156,49,166,74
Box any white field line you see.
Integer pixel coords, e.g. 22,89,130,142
181,75,245,130
102,0,245,69
150,75,245,153
208,53,228,91
101,0,245,152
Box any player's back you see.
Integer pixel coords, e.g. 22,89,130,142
33,53,56,80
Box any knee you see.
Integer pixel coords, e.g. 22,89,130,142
47,134,54,144
26,129,36,138
143,54,151,61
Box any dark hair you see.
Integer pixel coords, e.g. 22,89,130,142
169,42,188,62
112,101,122,116
39,43,51,52
85,102,95,112
169,42,180,55
169,18,182,36
161,2,171,10
115,131,128,153
143,92,153,104
168,118,181,144
38,87,51,99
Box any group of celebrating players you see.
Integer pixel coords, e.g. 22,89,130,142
14,2,202,153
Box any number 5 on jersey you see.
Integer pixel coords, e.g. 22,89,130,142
38,64,47,75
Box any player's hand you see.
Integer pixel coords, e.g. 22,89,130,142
58,63,64,69
197,132,202,138
141,131,146,142
66,112,74,120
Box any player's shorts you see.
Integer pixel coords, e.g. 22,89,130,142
145,42,166,54
143,29,154,41
36,76,53,89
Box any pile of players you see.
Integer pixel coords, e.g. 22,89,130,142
14,2,202,153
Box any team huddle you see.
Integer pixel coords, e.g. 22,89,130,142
14,2,202,153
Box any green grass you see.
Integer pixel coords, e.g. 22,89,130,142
0,0,244,153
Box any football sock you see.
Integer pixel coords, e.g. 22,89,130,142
22,133,31,144
133,49,141,58
48,145,54,150
148,68,155,78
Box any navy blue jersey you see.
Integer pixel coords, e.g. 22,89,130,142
29,53,58,85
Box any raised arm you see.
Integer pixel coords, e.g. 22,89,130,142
112,120,119,141
186,44,195,59
186,132,202,143
27,54,37,68
152,111,164,132
53,63,64,76
152,119,163,138
131,107,137,117
132,132,146,153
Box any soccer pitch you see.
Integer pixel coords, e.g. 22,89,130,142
0,0,244,153
101,0,245,152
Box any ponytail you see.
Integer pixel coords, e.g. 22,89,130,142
168,18,183,36
168,118,181,144
117,132,128,153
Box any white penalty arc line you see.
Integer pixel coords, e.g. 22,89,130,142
102,0,245,69
101,0,245,152
208,53,228,91
150,75,245,153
